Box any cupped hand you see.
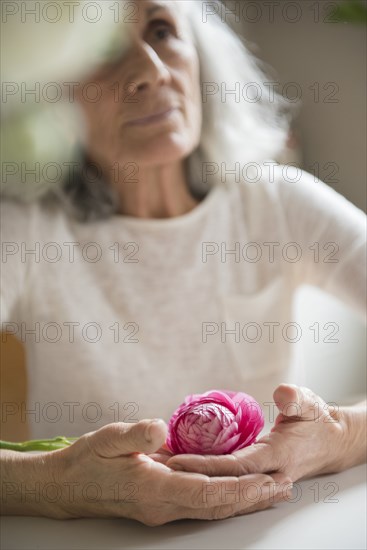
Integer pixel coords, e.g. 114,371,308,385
166,384,348,483
47,418,292,525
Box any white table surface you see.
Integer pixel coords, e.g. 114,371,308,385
1,463,366,550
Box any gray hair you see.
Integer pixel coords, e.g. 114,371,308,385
13,1,296,221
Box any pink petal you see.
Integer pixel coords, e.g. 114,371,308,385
166,389,264,455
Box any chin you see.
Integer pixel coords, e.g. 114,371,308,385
126,136,194,166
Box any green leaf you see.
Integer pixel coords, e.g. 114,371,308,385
0,436,79,452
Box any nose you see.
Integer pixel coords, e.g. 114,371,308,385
128,42,171,93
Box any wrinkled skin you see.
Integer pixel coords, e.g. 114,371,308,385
45,419,292,525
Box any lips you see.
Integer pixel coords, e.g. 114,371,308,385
126,107,178,126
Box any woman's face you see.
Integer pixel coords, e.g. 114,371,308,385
76,0,202,173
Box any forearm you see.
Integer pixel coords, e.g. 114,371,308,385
0,449,53,517
338,400,367,471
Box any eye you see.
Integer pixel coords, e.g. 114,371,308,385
148,19,175,41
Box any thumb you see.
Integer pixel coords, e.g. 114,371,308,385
85,419,168,458
273,383,326,423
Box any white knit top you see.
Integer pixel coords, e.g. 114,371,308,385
1,166,365,438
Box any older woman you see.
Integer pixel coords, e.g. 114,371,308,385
1,0,366,526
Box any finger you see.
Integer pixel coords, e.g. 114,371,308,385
174,475,292,521
273,384,328,422
231,485,290,516
167,442,275,476
153,446,174,458
167,452,245,475
233,481,293,515
85,419,168,458
181,489,273,521
149,452,172,465
148,444,174,464
162,470,291,510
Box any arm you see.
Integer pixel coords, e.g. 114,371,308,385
280,169,367,471
279,169,366,472
276,167,366,319
0,450,55,517
338,400,367,472
1,420,292,523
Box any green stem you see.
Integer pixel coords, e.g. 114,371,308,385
0,436,79,452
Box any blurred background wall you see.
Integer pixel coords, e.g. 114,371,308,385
233,0,366,211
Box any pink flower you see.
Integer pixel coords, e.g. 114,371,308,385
166,390,264,455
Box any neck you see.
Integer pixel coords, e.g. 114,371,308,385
110,161,199,219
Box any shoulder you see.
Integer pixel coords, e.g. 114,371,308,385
233,163,365,224
271,164,361,211
233,163,343,201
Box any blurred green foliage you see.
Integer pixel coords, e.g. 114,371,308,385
329,0,367,24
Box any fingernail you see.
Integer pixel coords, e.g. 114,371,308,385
144,419,164,442
277,476,293,487
280,482,293,497
263,481,277,488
